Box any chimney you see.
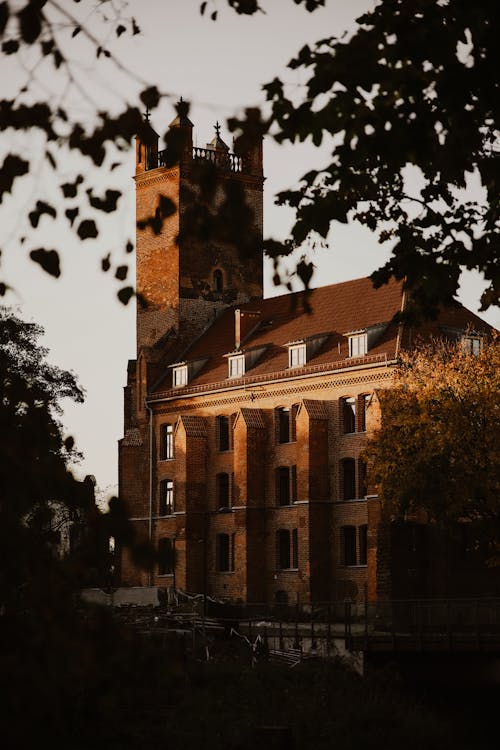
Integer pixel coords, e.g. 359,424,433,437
235,309,261,350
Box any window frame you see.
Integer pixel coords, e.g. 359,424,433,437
288,343,306,368
341,525,357,566
172,364,188,388
276,528,299,571
159,479,174,516
348,333,367,358
216,532,235,572
158,537,174,575
228,354,245,378
276,466,291,506
216,472,231,509
341,458,356,500
342,396,356,434
462,335,482,356
159,423,174,460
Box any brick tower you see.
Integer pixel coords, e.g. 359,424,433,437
134,101,264,355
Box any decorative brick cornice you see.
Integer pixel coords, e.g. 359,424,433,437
154,370,393,415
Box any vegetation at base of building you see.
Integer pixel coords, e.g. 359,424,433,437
1,1,498,319
0,306,161,747
365,335,500,556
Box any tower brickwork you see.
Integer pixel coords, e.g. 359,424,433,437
134,106,264,355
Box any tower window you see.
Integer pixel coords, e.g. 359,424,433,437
359,394,371,432
359,525,368,566
213,269,223,293
276,466,291,506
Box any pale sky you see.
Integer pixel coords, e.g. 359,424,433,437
1,0,498,501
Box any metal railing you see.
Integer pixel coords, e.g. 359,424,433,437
151,146,242,172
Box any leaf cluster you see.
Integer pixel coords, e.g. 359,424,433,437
228,0,499,315
365,335,500,529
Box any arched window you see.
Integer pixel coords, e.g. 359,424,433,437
213,269,223,293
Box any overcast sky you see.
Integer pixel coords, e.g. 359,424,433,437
1,0,498,501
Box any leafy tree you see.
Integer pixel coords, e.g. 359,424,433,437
364,335,500,538
228,0,499,317
0,306,163,748
1,0,498,320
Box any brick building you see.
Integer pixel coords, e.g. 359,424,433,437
119,107,493,606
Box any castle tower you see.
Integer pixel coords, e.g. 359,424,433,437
134,101,264,355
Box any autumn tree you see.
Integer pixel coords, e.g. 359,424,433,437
364,335,500,540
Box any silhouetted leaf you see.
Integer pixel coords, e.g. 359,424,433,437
115,265,128,281
101,254,111,272
77,219,98,240
117,286,134,305
28,201,57,228
0,2,9,36
65,207,79,226
2,39,19,54
0,154,29,198
87,188,121,213
110,161,120,170
53,49,63,68
116,24,126,37
60,175,83,198
200,1,207,14
140,86,160,110
18,2,42,44
211,10,218,21
30,248,61,278
45,150,57,169
125,240,134,254
132,17,140,35
0,282,9,296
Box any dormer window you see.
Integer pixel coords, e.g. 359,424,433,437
228,353,245,378
288,342,306,368
348,333,367,358
172,364,188,387
462,335,482,356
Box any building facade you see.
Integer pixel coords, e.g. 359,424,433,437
119,107,492,606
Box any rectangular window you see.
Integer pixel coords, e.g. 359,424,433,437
349,333,367,357
359,394,370,432
277,529,298,570
277,407,290,443
173,365,188,387
358,458,368,498
276,466,291,506
216,472,230,508
160,423,174,460
342,526,357,566
159,479,174,516
359,524,368,566
217,533,234,572
229,354,245,378
217,415,230,451
291,464,297,503
288,344,306,368
341,459,356,500
342,397,356,433
158,538,174,575
462,335,482,355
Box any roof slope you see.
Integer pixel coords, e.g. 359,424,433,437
151,276,492,396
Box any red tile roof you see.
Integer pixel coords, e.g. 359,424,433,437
150,276,492,397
